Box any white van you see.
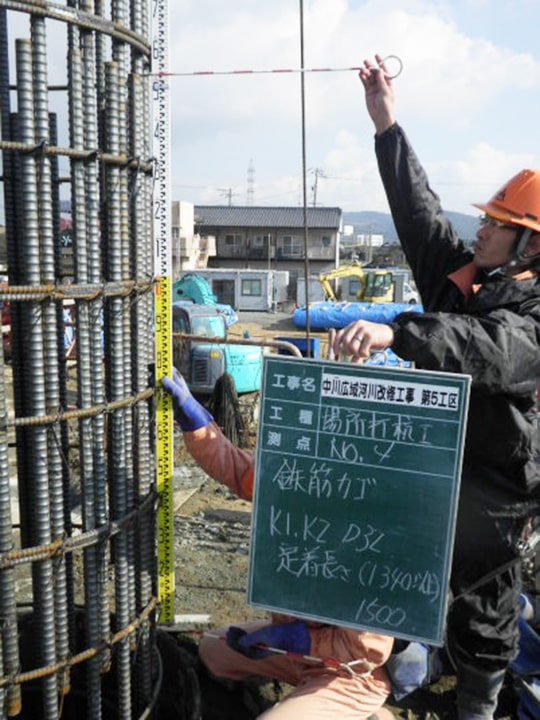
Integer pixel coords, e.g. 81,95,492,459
402,281,419,304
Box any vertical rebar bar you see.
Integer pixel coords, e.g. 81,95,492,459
15,37,58,720
129,2,156,709
68,25,104,718
49,110,77,666
31,15,71,701
104,59,132,720
112,0,138,635
1,4,158,717
0,9,22,719
128,71,154,718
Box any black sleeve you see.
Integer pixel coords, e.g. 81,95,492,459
390,309,540,396
375,124,472,308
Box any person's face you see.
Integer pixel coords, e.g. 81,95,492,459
473,215,519,269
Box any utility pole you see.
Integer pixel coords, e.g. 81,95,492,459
247,158,255,205
218,187,239,206
367,223,373,264
309,167,326,207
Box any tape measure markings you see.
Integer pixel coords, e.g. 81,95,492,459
152,0,174,625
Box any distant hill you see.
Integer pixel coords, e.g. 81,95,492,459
343,210,479,245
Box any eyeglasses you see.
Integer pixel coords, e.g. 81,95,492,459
478,215,517,231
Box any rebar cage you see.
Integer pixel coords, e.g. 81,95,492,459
0,1,158,718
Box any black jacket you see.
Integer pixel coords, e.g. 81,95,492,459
376,124,540,506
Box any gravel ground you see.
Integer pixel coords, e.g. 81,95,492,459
168,309,526,719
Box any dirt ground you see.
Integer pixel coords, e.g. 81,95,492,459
168,310,525,720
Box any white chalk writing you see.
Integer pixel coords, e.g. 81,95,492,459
271,458,377,500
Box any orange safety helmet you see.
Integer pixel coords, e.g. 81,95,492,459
473,169,540,234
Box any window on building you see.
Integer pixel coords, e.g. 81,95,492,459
241,278,262,296
224,234,242,255
349,279,362,296
279,235,302,257
253,234,272,247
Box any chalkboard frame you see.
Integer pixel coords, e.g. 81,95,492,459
247,355,471,645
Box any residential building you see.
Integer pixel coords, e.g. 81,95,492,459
171,201,216,276
192,205,343,300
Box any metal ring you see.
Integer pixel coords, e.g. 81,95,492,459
381,54,403,80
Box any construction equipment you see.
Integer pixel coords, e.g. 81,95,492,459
318,263,367,302
173,273,238,326
318,264,419,305
364,270,419,304
172,302,263,395
318,263,412,304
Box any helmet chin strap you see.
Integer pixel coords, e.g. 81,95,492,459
486,228,537,277
478,228,540,277
505,227,536,273
513,228,534,263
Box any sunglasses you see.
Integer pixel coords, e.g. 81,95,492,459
478,215,517,231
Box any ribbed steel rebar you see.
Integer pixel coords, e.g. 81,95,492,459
1,3,158,717
129,69,154,710
113,0,139,640
68,25,104,719
15,37,58,720
104,59,132,720
80,0,112,691
31,14,72,702
1,0,151,56
49,108,78,693
0,11,23,718
128,4,155,706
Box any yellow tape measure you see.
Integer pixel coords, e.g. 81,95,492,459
152,0,174,624
155,276,174,623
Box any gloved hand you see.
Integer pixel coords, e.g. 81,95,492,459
226,623,310,660
161,368,213,432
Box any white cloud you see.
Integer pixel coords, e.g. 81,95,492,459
3,0,538,218
148,1,540,214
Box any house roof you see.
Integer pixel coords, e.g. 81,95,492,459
194,205,342,230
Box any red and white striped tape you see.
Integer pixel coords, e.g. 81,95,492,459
151,55,403,79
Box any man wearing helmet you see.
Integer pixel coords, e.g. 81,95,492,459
332,55,540,720
473,169,540,270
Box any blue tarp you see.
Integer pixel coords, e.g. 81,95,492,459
293,301,423,330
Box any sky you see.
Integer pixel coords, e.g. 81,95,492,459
167,0,540,216
2,1,540,222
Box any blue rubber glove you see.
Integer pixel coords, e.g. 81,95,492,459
226,623,310,660
161,368,213,432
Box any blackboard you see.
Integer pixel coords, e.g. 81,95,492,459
247,355,471,645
